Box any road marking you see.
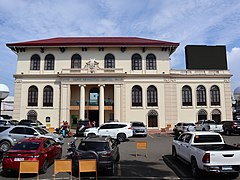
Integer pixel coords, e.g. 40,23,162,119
148,134,154,138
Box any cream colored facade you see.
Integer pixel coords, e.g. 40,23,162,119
8,38,232,129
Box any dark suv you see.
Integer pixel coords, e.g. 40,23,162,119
221,120,240,135
75,120,92,136
72,136,120,175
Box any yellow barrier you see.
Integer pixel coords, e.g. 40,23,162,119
79,159,97,180
54,159,72,180
18,160,39,180
48,127,55,133
136,141,147,157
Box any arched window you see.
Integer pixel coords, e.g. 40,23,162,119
44,54,55,70
104,54,115,68
27,110,37,121
212,109,221,123
28,86,38,106
197,85,206,106
131,54,142,70
71,54,81,68
30,54,40,70
132,85,142,106
148,110,158,127
43,86,53,107
211,85,220,106
147,85,158,106
198,109,207,121
182,85,192,106
146,54,156,70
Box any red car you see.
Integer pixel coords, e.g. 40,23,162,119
2,137,62,173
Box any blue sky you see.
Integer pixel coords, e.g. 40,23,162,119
0,0,240,96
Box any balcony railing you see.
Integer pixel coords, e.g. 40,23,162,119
61,68,124,74
70,99,113,111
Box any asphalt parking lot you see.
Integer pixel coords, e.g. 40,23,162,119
0,133,239,179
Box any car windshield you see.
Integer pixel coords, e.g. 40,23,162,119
183,123,195,126
12,141,40,150
78,142,109,151
0,126,10,132
132,122,145,127
34,127,48,135
193,135,222,143
0,120,7,125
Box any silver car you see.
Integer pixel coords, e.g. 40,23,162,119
0,125,64,152
131,121,147,137
173,122,196,136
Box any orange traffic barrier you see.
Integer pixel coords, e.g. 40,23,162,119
48,127,55,133
136,141,148,157
54,159,72,180
18,160,39,180
79,159,97,180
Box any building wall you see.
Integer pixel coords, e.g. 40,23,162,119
12,45,232,129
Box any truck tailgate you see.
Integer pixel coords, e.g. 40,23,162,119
209,150,240,165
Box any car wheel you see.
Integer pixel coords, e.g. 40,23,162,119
191,158,202,177
117,133,126,142
0,141,11,152
116,153,120,162
172,147,178,161
40,160,48,174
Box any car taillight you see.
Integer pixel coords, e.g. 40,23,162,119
101,152,111,157
202,153,210,163
128,127,133,130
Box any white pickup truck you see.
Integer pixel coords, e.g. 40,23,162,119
172,131,240,179
195,120,223,133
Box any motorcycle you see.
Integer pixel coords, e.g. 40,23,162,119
66,137,78,159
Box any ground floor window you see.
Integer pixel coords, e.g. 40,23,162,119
212,109,221,123
197,109,207,121
148,110,158,127
27,110,37,120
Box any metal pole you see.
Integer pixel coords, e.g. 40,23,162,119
0,99,2,116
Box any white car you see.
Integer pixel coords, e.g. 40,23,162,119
84,122,133,142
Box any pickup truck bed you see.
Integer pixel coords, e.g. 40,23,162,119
193,144,240,151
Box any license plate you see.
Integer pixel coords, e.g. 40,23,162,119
14,158,24,161
222,166,232,171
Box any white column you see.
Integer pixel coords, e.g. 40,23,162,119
79,85,86,120
60,84,70,127
98,84,105,125
114,84,121,121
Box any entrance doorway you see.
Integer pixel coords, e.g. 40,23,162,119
89,110,99,127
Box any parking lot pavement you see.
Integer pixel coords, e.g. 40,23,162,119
0,134,239,179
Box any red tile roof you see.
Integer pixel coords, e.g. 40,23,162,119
6,37,179,47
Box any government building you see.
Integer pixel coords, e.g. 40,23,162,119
6,37,232,129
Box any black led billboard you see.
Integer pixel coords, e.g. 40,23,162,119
185,45,228,70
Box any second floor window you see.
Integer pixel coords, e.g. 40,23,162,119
43,86,53,107
182,85,192,106
44,54,55,70
30,54,40,70
104,53,115,68
197,85,206,106
132,53,142,70
132,85,142,106
28,86,38,106
211,85,220,106
147,85,158,106
71,54,81,68
146,54,156,70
